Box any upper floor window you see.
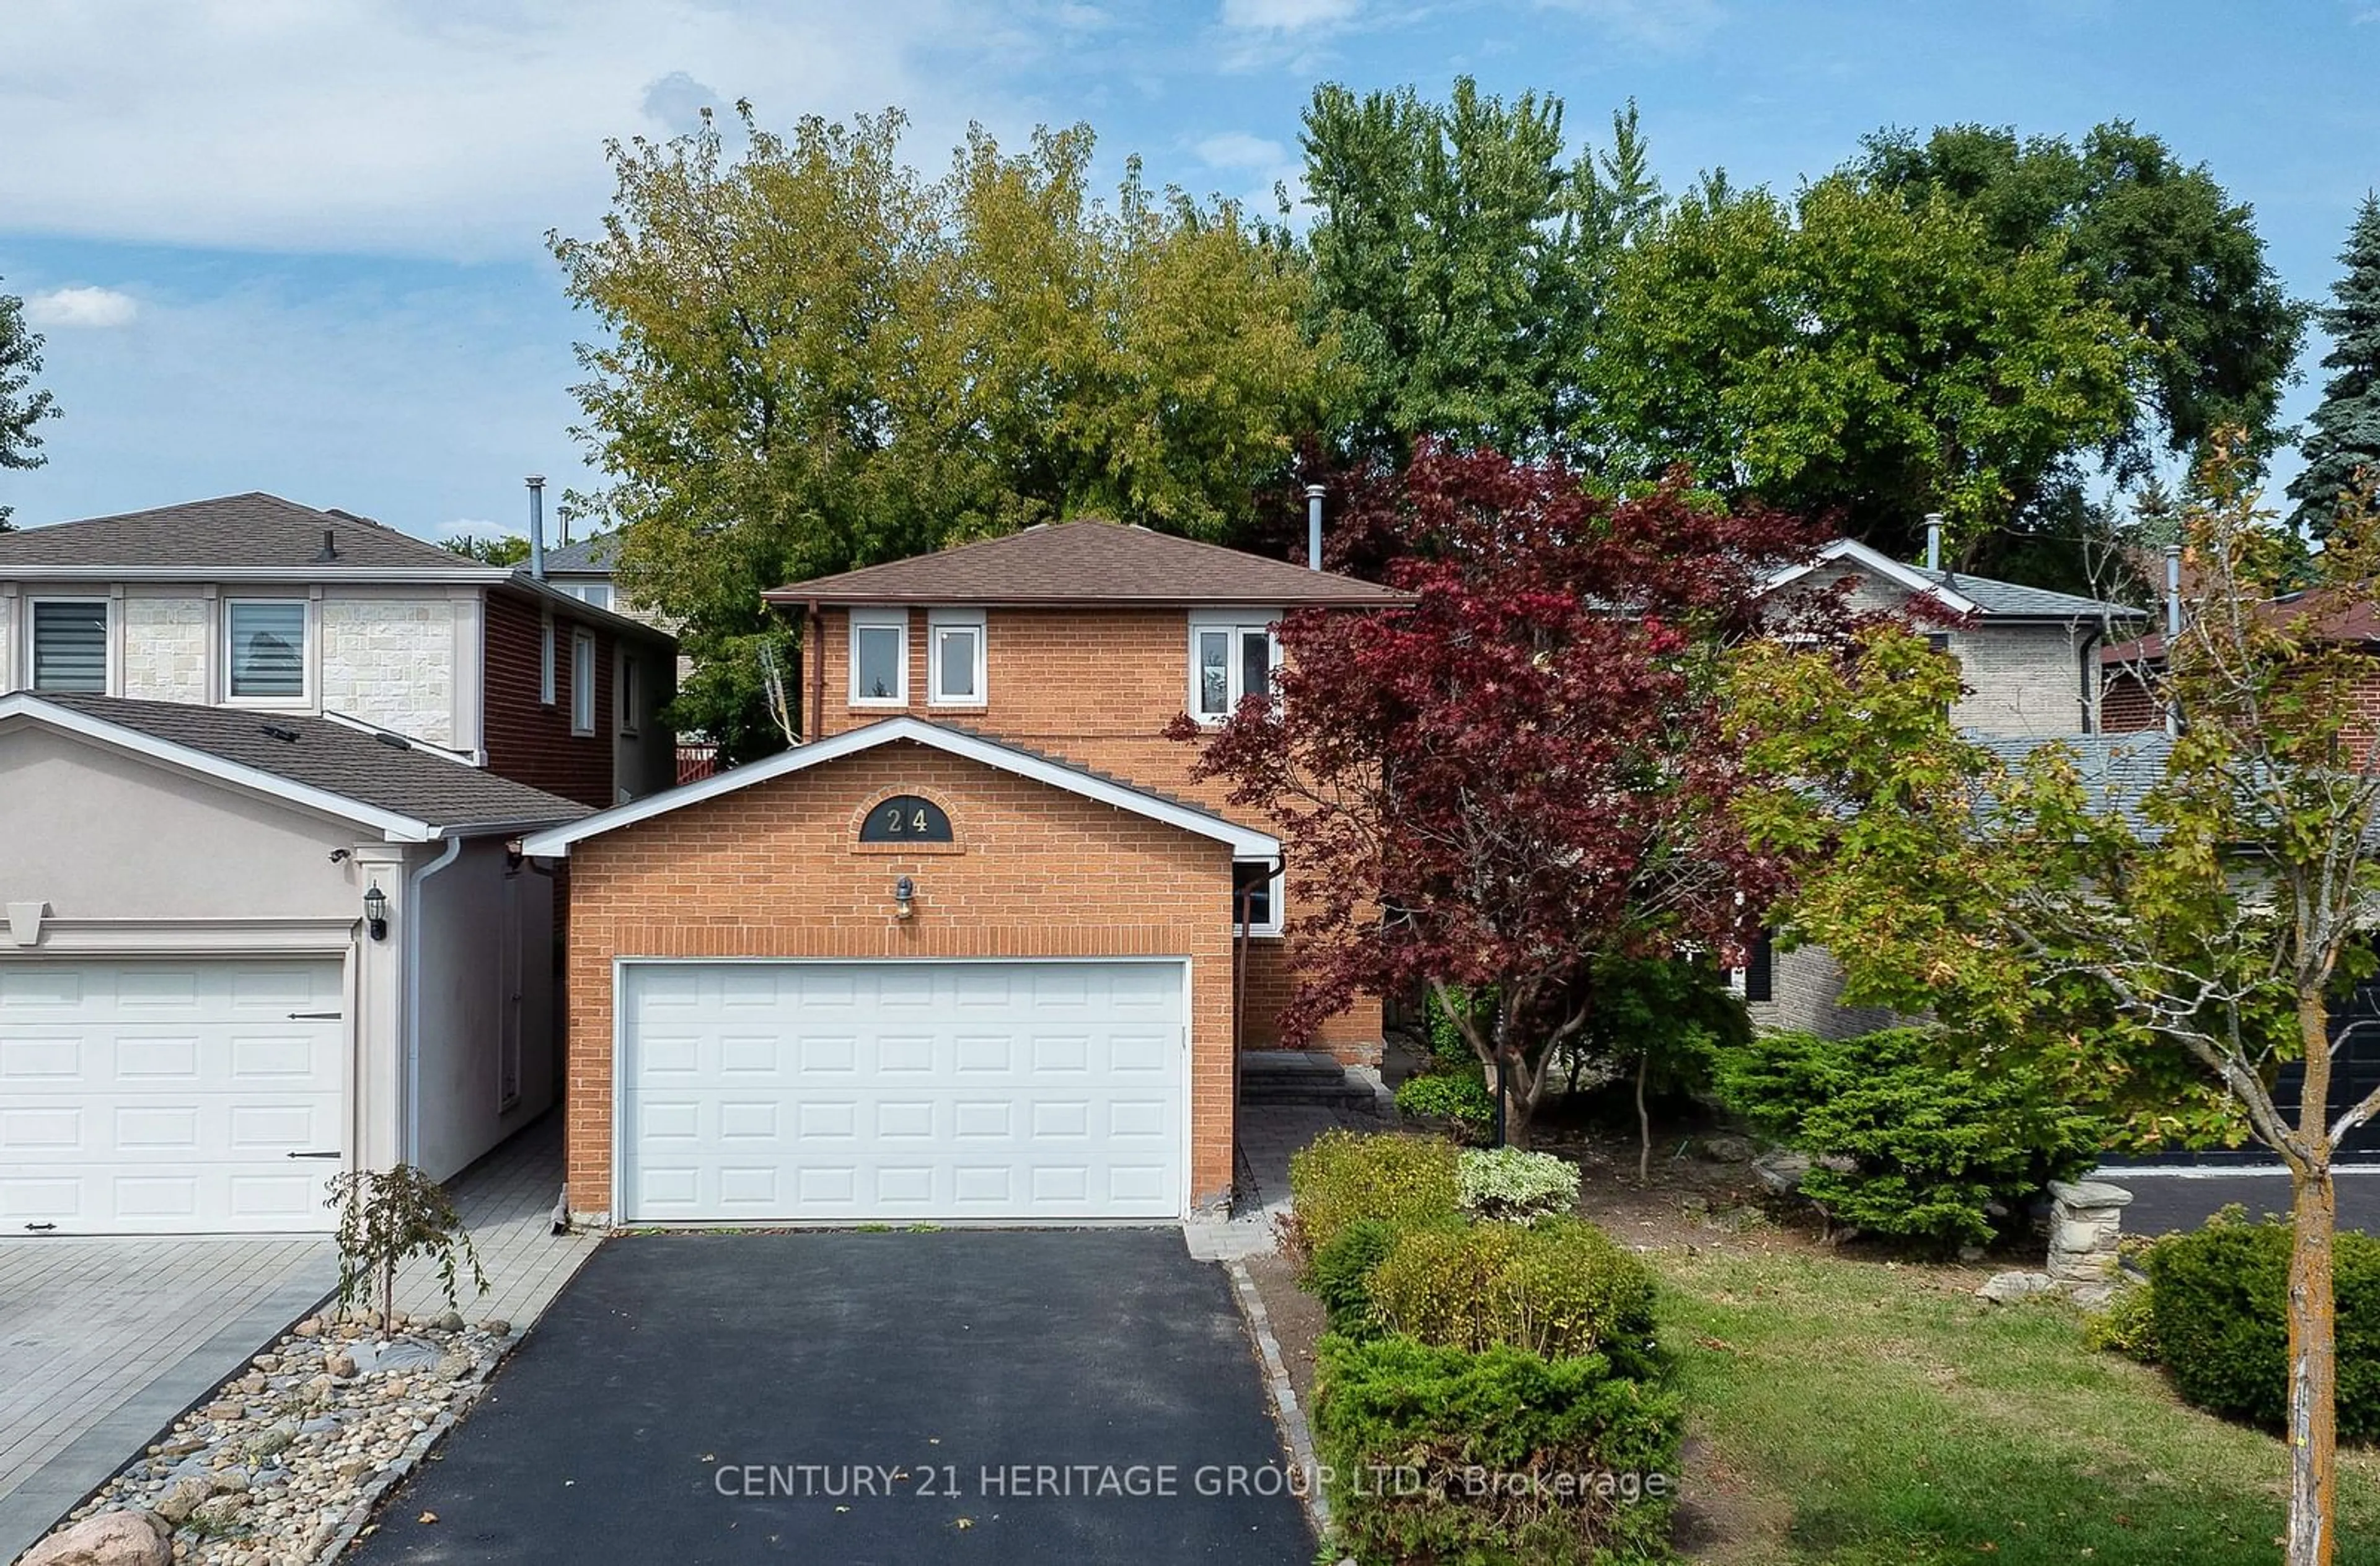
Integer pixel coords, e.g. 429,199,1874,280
1189,614,1280,723
563,581,613,611
571,628,597,736
29,599,107,693
1233,861,1282,936
927,610,985,708
224,599,307,701
850,610,907,706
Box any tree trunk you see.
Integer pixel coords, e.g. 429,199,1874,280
2287,1161,2338,1566
1636,1051,1652,1185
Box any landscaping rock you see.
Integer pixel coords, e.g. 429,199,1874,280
1977,1270,2057,1303
1700,1134,1757,1164
324,1352,356,1379
149,1479,208,1526
20,1511,170,1566
2047,1178,2133,1289
433,1309,465,1332
1752,1149,1810,1195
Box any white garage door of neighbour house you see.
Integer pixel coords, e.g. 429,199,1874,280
620,961,1188,1223
0,959,346,1235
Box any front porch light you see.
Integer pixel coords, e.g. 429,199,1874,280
363,883,389,942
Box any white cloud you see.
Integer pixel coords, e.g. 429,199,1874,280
0,1,976,261
1535,0,1723,49
1219,0,1359,30
23,286,139,328
1196,131,1287,169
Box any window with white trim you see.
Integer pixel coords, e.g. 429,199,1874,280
539,614,556,705
571,628,597,735
927,609,986,706
850,610,907,706
1233,861,1283,936
565,581,614,610
29,599,108,693
224,599,307,701
1189,613,1281,723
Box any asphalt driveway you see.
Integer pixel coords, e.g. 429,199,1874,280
345,1230,1313,1565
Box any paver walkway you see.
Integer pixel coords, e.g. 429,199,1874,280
1184,1103,1379,1260
0,1114,591,1564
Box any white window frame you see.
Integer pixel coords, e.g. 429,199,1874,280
220,597,311,706
848,609,909,708
26,596,112,695
1186,610,1282,724
539,613,557,706
926,609,987,708
571,628,597,736
1233,860,1284,938
619,654,640,737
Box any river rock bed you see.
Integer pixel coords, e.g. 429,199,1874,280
40,1308,513,1566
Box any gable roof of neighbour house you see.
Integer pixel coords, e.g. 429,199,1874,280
0,493,505,578
760,519,1414,609
2102,592,2380,669
1762,537,2149,623
1,692,592,840
539,534,620,575
522,715,1279,858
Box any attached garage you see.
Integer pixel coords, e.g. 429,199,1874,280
0,958,345,1234
617,959,1187,1222
525,717,1273,1225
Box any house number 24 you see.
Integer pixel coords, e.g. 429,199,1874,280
859,794,953,843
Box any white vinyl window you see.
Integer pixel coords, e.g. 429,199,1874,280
1233,861,1284,936
568,581,614,610
539,614,556,705
28,599,108,693
571,628,597,735
850,610,908,706
224,599,307,701
927,610,986,707
1188,612,1282,723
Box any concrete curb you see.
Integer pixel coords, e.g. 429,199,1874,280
1223,1257,1331,1546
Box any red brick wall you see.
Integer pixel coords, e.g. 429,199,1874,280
484,588,616,809
812,605,1383,1060
562,741,1237,1215
2100,668,2161,734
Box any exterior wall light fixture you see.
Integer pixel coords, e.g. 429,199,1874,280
894,876,916,920
363,884,389,942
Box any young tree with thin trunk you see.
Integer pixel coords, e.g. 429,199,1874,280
0,278,58,530
1175,446,1831,1146
1730,436,2380,1565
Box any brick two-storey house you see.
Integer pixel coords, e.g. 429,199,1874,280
522,521,1408,1226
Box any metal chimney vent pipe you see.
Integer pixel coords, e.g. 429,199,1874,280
2164,542,2184,739
526,476,547,581
1305,483,1326,570
314,529,338,563
1923,512,1944,572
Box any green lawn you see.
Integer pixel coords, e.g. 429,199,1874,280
1660,1247,2380,1564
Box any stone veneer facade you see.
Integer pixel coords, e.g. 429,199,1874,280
317,598,457,747
121,596,211,703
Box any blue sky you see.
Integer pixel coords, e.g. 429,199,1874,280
2,0,2374,543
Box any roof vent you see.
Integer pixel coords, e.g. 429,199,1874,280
260,723,302,744
314,529,338,562
374,731,413,752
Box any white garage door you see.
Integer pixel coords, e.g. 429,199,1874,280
0,959,346,1235
620,960,1187,1223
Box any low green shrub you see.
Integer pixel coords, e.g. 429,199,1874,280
2146,1212,2380,1440
1288,1130,1462,1260
1310,1218,1403,1338
1458,1146,1582,1223
2082,1280,2160,1364
1396,1068,1495,1140
1314,1334,1682,1565
1367,1217,1662,1377
1708,1026,2105,1249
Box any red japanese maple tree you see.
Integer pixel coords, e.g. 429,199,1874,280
1179,446,1837,1145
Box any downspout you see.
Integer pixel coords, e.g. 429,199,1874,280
808,600,825,742
2077,626,2102,734
403,836,466,1168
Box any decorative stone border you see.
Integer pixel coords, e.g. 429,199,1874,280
1223,1258,1333,1543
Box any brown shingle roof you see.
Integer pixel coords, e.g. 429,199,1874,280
0,493,493,573
25,693,591,834
761,519,1411,608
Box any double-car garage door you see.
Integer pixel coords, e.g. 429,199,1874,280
619,960,1188,1223
0,959,345,1234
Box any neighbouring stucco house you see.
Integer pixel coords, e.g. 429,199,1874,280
1743,535,2151,1039
0,493,685,1236
521,520,1410,1226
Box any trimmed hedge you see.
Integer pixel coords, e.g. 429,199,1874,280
1288,1130,1462,1260
2146,1213,2380,1440
1314,1334,1681,1565
1367,1217,1663,1378
1396,1068,1496,1140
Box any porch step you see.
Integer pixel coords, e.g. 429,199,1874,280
1238,1050,1392,1115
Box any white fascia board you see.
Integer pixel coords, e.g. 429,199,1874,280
521,715,1280,859
0,693,438,843
1758,538,1982,618
0,566,511,584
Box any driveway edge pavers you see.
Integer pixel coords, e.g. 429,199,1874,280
1225,1257,1332,1542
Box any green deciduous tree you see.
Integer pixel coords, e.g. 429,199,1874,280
1856,121,2306,479
1302,78,1656,463
554,104,1336,755
1729,438,2380,1565
2289,195,2380,542
1585,175,2141,562
0,279,59,530
441,533,530,566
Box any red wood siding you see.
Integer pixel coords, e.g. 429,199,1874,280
483,588,615,809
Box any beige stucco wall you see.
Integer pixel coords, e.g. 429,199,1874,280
320,597,456,746
122,596,211,703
